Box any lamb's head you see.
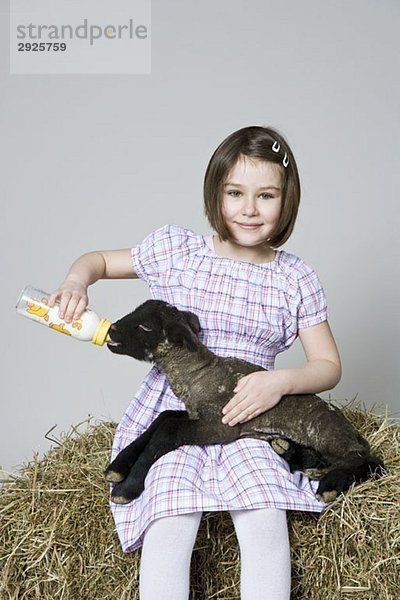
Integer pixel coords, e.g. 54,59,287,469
107,299,201,362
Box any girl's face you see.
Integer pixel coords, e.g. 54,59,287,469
221,156,282,257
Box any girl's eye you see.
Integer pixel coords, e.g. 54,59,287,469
138,324,152,332
226,190,274,200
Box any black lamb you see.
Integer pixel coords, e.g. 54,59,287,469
105,300,383,505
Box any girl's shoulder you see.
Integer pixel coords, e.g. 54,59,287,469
277,249,320,280
276,250,325,296
147,223,204,254
154,223,200,241
131,224,205,282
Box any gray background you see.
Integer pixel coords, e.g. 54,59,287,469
1,0,399,475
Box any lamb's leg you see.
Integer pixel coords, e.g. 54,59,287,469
111,417,239,504
245,435,328,476
104,410,189,484
280,443,328,477
316,456,385,503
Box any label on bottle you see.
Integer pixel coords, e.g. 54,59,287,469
17,289,98,341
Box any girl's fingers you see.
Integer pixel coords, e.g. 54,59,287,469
73,296,88,320
222,394,243,416
58,291,72,319
222,395,250,424
243,408,261,422
49,282,89,322
64,293,85,322
224,404,257,427
233,375,249,393
48,290,61,307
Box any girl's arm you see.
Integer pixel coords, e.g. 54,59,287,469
49,248,135,322
222,320,341,426
277,320,341,395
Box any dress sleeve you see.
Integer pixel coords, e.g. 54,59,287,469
130,224,194,285
296,266,328,329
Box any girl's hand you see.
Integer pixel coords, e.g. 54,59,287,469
221,371,286,426
48,278,89,323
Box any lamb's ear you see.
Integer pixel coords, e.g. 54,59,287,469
165,322,199,352
180,311,201,336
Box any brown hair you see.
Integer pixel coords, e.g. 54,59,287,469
203,126,301,247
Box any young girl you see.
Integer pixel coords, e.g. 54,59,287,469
50,126,341,600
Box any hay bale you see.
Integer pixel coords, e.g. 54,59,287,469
0,403,399,600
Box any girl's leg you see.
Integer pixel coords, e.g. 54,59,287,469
139,512,202,600
230,508,291,600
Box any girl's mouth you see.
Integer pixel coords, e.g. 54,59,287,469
236,223,262,230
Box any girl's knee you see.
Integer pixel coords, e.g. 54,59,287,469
143,512,203,550
230,508,289,549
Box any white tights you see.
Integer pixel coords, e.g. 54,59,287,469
139,509,291,600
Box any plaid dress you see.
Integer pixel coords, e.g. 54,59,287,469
110,224,328,552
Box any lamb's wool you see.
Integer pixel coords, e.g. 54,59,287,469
107,300,381,510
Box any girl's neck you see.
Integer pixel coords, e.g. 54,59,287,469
212,235,276,264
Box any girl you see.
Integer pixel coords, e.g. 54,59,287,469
50,126,341,600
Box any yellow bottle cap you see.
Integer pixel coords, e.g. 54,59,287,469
91,318,112,346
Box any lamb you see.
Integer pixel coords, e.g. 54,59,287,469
105,299,383,505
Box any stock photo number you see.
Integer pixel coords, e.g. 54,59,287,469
11,1,151,74
18,43,67,52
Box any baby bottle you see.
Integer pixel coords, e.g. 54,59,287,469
16,285,111,346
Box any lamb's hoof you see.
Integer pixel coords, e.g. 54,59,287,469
110,478,145,503
110,493,133,505
104,468,125,483
303,467,327,480
317,489,338,503
271,438,290,455
316,467,358,504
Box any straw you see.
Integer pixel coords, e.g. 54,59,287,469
1,401,399,599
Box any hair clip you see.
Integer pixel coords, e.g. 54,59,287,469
272,141,280,152
272,140,289,167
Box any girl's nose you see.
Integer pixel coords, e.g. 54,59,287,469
241,197,258,216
